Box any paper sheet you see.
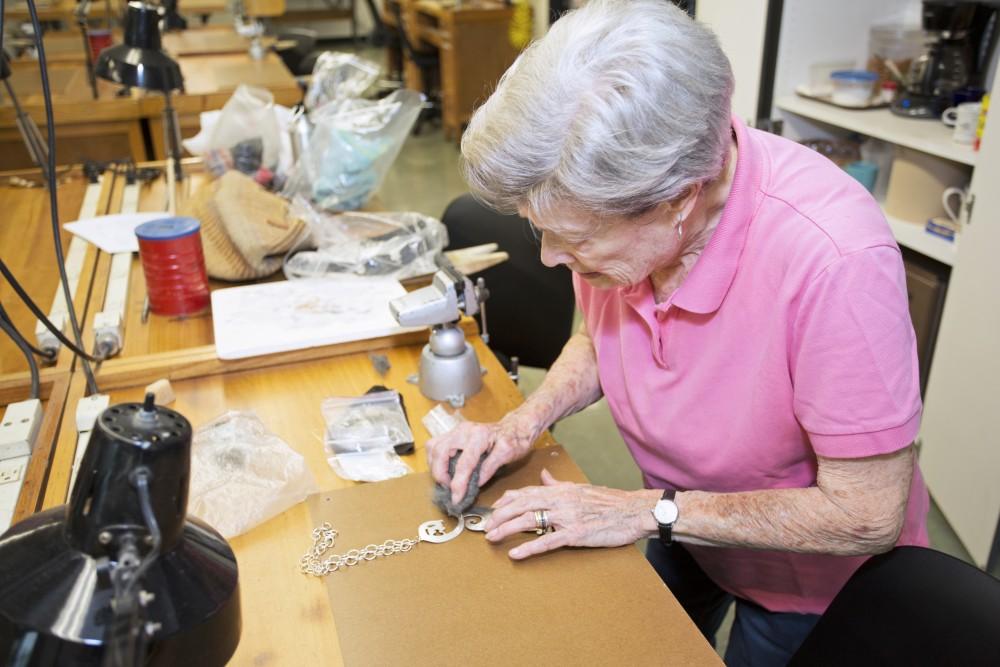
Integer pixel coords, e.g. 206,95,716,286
305,446,720,665
211,277,419,360
64,212,169,253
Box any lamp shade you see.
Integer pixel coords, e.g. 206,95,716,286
0,395,240,665
95,2,184,92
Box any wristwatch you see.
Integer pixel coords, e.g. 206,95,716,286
652,489,679,546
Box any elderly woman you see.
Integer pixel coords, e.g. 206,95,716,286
427,0,928,664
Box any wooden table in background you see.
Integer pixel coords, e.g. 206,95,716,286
0,62,147,171
5,0,227,23
9,26,263,65
161,26,276,57
386,0,520,140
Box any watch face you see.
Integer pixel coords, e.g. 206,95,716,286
653,499,678,525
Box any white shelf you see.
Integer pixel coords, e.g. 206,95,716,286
884,212,957,266
776,95,978,167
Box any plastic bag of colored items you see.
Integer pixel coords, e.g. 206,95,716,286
322,391,413,482
283,204,448,281
189,411,318,538
182,85,292,187
281,89,422,212
304,51,381,112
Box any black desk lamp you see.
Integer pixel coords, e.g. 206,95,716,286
95,1,185,180
161,0,189,31
0,394,241,666
0,54,51,181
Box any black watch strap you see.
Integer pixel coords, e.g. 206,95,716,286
657,489,676,546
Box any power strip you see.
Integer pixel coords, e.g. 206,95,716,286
68,394,110,499
0,399,44,534
0,457,28,534
35,176,104,358
93,180,139,357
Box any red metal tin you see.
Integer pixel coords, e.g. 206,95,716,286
135,217,210,317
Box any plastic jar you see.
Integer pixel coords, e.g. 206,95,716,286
830,70,878,106
868,24,926,87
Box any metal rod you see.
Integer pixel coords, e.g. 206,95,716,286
2,77,50,181
75,0,99,100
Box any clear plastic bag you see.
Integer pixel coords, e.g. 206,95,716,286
304,52,381,112
281,89,422,211
182,85,284,178
322,391,413,482
421,404,465,438
283,205,448,280
189,411,318,539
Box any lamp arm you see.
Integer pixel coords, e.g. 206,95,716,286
102,470,163,667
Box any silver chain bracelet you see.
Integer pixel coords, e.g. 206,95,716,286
300,509,492,577
299,523,418,575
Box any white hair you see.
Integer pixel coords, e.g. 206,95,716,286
461,0,735,219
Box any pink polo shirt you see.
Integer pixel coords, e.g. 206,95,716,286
574,116,929,615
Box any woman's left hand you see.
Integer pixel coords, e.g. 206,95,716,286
483,469,656,560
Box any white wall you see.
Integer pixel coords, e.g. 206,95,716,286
696,0,770,124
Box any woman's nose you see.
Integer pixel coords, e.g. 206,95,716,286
539,233,572,268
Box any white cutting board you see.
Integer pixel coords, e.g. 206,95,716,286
211,277,417,360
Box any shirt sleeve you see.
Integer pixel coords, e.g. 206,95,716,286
790,244,922,459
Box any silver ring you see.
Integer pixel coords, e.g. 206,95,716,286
533,509,549,535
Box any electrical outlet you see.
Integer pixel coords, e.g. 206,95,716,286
76,394,110,433
0,458,26,485
69,395,110,499
0,456,28,533
0,399,43,461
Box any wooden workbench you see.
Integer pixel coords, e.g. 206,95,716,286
41,337,720,665
0,61,147,170
8,26,268,66
0,166,115,522
1,160,719,664
161,26,276,57
5,0,228,23
387,0,521,140
1,51,299,167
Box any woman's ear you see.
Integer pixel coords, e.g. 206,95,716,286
676,184,702,221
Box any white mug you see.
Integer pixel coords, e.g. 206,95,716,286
942,102,981,144
942,185,970,225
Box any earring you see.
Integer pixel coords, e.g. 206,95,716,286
676,216,684,239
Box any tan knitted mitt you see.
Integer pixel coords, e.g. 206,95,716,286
179,171,306,281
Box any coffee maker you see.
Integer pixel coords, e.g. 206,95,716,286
891,0,999,118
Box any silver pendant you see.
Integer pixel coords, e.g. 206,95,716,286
462,507,493,532
418,516,466,543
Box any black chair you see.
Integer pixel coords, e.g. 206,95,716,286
391,1,441,134
275,28,321,76
789,546,1000,666
441,194,575,372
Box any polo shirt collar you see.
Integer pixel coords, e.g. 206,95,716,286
669,115,761,315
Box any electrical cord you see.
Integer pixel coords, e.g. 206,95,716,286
105,469,162,667
0,259,105,362
0,302,57,360
24,0,101,394
0,316,41,400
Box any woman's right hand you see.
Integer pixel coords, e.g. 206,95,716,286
427,413,540,506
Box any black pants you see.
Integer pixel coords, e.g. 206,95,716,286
645,540,820,666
